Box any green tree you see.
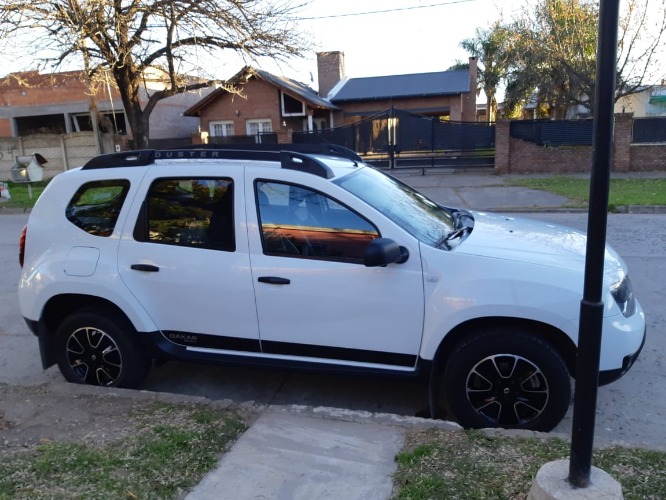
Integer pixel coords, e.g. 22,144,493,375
460,22,514,122
0,0,307,148
505,0,599,119
466,0,666,119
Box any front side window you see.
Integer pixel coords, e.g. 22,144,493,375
138,178,234,251
256,181,379,262
66,179,130,237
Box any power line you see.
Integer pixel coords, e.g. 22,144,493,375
300,0,481,21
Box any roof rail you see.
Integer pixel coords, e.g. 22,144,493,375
81,145,356,179
170,142,362,163
82,150,156,169
281,151,334,179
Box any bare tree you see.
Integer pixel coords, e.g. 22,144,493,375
0,0,308,148
616,0,666,98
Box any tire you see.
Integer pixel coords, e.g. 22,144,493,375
442,328,571,432
54,307,150,388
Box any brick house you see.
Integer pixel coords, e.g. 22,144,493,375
184,67,337,144
0,69,206,144
320,52,478,124
184,52,478,144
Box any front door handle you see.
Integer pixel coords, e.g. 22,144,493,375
131,264,160,272
258,276,290,285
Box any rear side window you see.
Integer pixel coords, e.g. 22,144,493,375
136,177,235,251
66,180,130,237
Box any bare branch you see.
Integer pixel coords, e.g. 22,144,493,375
0,0,309,148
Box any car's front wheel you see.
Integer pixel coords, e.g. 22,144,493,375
441,328,571,432
54,307,150,388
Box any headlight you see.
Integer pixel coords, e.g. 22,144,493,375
610,276,636,317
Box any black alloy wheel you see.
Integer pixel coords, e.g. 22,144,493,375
55,307,150,388
442,328,571,432
64,326,123,386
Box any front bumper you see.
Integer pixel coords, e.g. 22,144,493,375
598,325,646,386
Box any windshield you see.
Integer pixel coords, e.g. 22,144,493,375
334,167,456,247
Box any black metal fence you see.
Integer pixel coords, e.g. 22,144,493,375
633,117,666,143
510,119,594,147
141,133,278,150
208,133,278,145
293,108,495,170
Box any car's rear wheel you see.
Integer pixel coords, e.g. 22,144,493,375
441,328,571,432
55,307,150,388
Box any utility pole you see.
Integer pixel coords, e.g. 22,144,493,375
568,0,620,487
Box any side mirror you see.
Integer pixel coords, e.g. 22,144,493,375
364,238,409,267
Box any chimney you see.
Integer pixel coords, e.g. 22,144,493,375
461,57,478,122
317,51,345,98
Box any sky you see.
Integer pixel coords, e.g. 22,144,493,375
0,0,521,88
255,0,522,86
2,0,662,93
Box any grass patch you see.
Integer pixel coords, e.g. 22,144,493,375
0,180,51,209
506,176,666,208
0,401,246,500
393,429,666,499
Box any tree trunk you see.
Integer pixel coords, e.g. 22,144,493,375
485,89,497,122
115,67,150,150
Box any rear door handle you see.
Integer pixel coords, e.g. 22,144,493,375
131,264,160,272
258,276,290,285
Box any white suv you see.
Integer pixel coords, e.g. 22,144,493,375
18,145,645,431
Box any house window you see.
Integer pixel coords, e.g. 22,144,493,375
210,121,234,137
246,119,272,136
281,92,306,117
72,112,126,134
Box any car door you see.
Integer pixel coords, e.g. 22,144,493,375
118,169,260,352
246,171,425,370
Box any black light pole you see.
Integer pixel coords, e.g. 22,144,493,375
568,0,620,488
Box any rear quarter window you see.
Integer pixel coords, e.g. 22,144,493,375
66,180,130,237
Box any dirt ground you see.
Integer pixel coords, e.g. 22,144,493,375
0,382,242,456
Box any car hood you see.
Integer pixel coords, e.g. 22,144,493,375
457,211,625,282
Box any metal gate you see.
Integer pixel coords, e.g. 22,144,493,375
293,107,495,171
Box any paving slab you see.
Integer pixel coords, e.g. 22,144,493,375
186,410,405,500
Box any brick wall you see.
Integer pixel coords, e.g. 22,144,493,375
495,113,666,173
630,144,666,171
336,95,467,124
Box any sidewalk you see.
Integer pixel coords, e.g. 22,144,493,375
392,169,666,213
394,171,573,211
186,406,464,500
